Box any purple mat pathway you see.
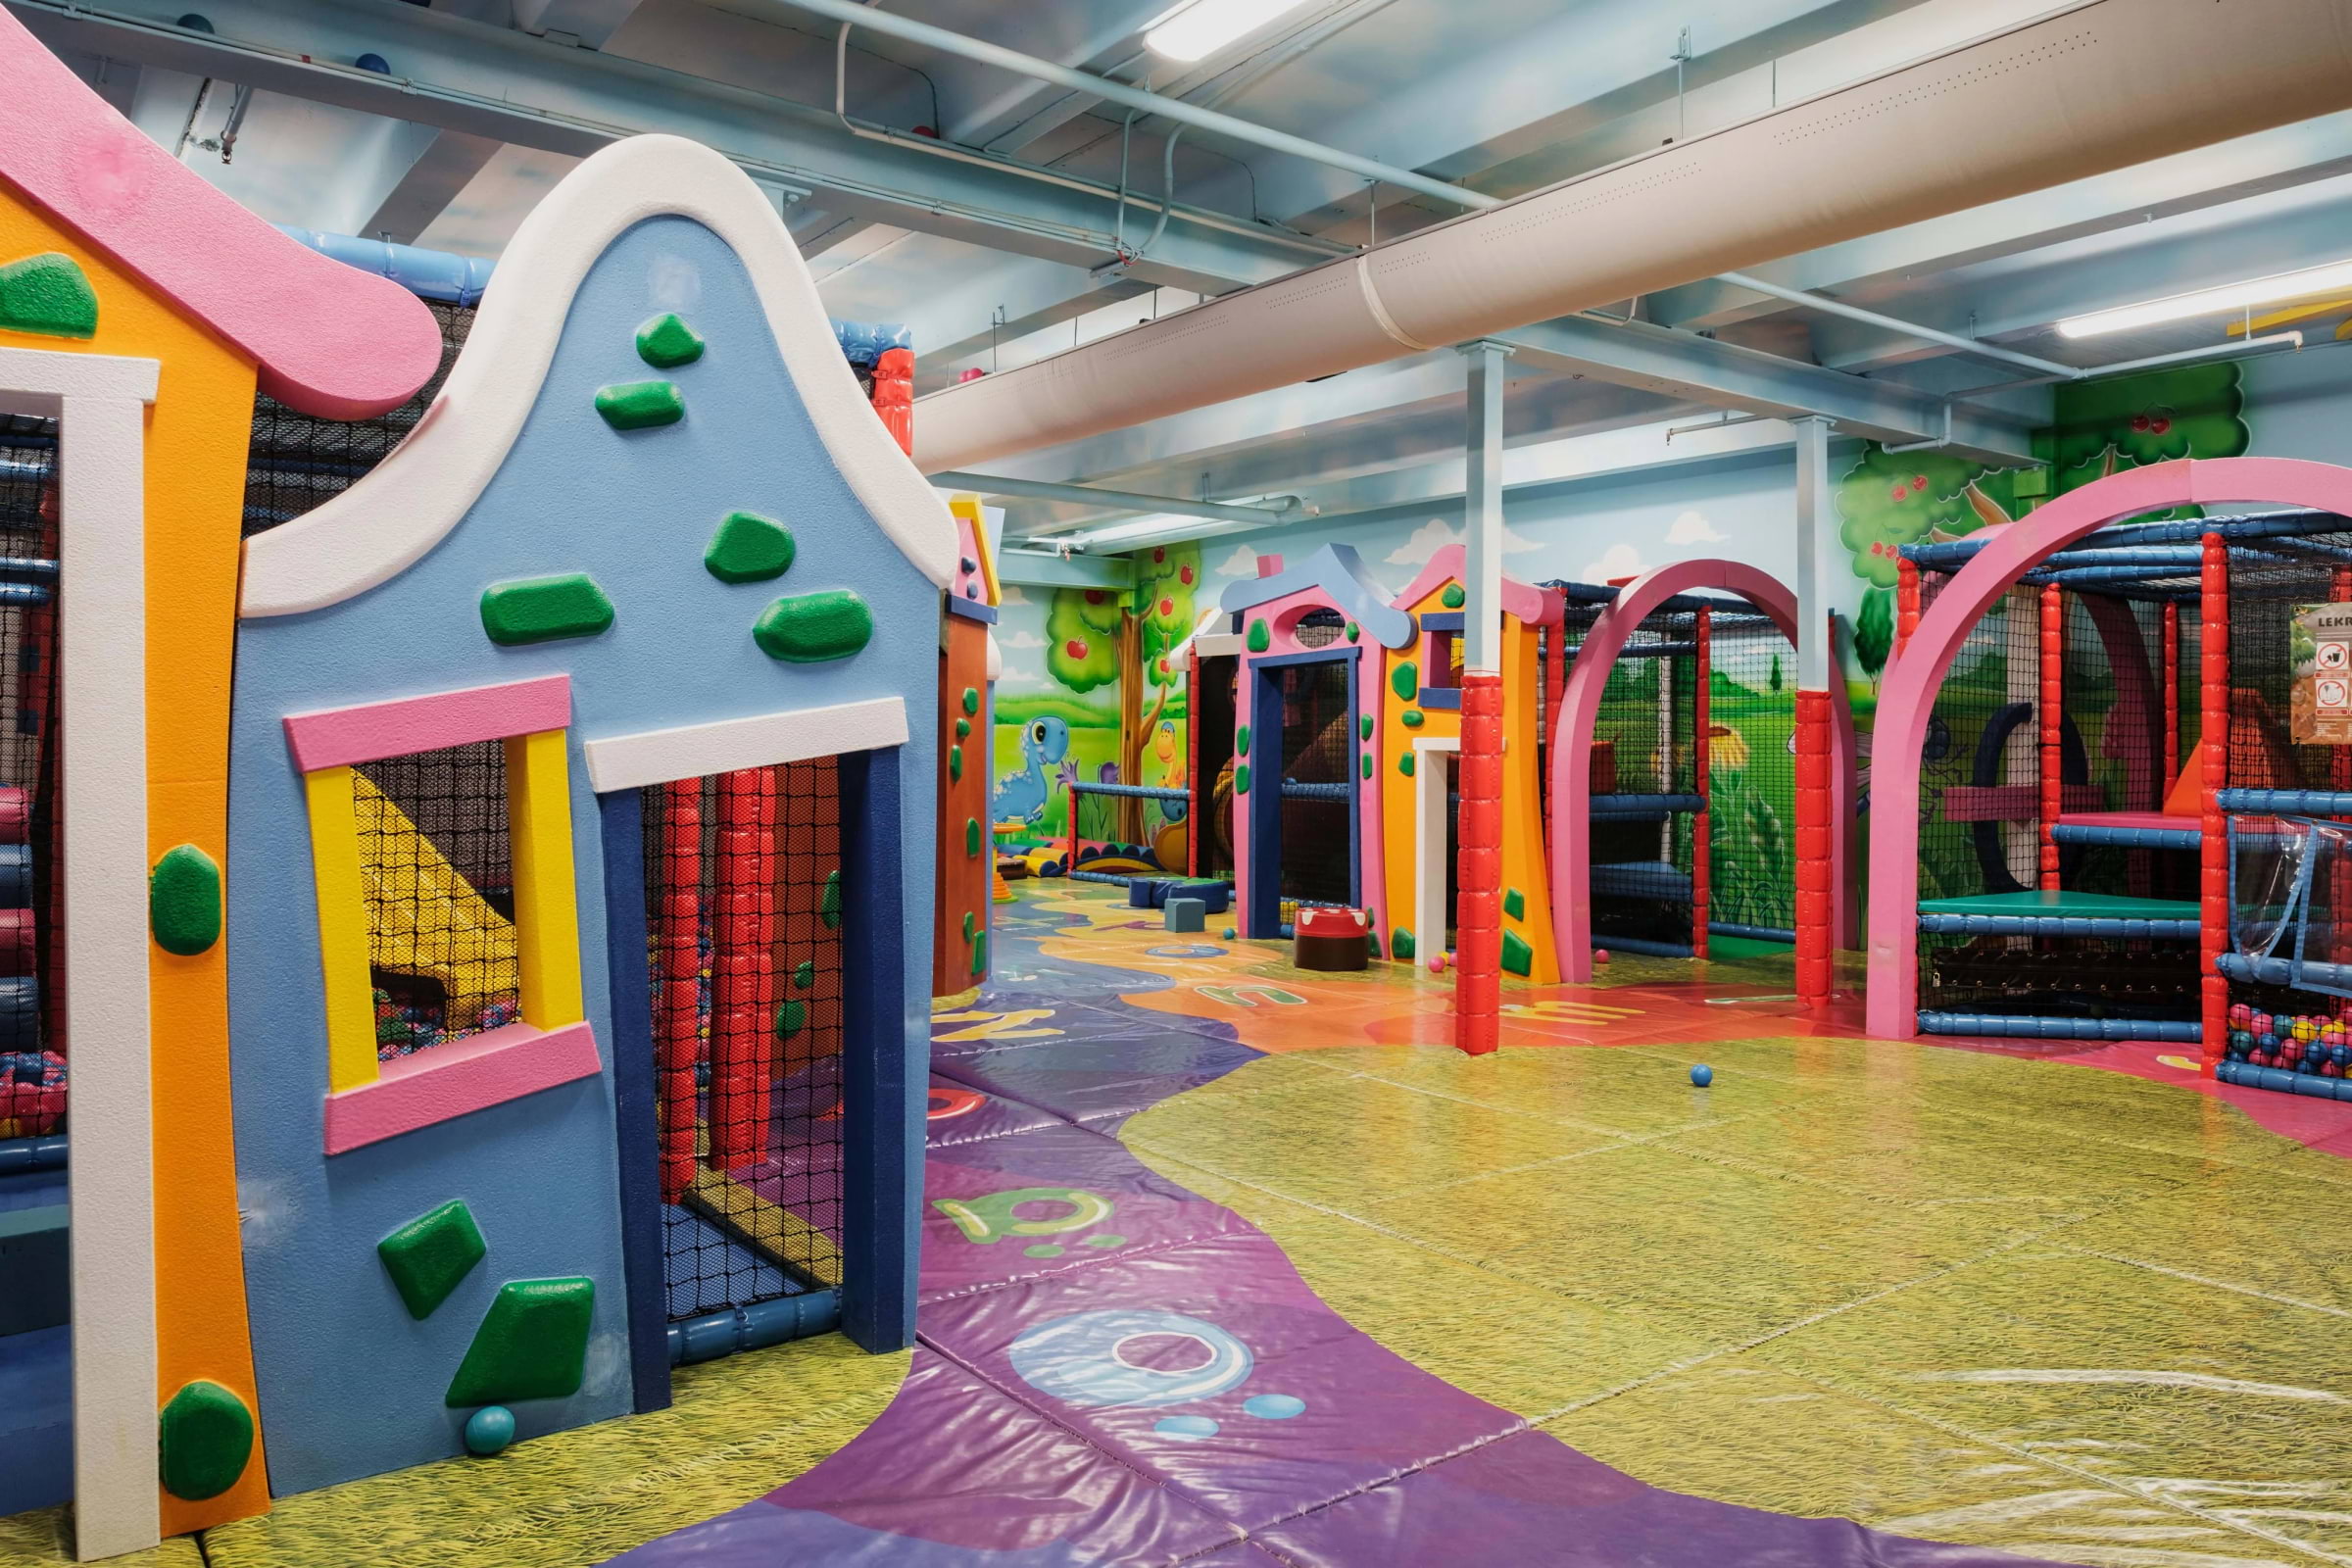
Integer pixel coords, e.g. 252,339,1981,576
612,906,2078,1566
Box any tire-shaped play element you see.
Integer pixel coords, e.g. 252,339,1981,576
1968,700,2089,896
1007,1308,1253,1409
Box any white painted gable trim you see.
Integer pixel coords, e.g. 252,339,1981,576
240,135,956,616
582,695,908,792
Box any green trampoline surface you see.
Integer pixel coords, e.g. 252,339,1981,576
1917,889,2201,919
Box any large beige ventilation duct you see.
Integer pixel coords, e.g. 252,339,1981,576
915,0,2352,471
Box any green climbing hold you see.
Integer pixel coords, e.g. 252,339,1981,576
378,1200,486,1320
1391,928,1416,960
1401,710,1424,728
775,1000,808,1040
704,511,796,583
755,589,873,662
150,844,221,956
0,254,97,339
1501,930,1534,977
158,1381,253,1501
1392,662,1419,701
445,1278,595,1407
970,931,989,976
1235,763,1251,795
1361,755,1372,779
820,869,842,929
635,313,705,368
794,959,815,991
1441,582,1466,609
480,573,614,646
1236,724,1251,757
949,743,963,782
956,716,972,740
1503,887,1525,920
1398,754,1415,777
962,910,977,941
1346,621,1360,643
1360,715,1373,741
965,817,982,857
1246,618,1270,653
962,687,980,715
594,380,685,430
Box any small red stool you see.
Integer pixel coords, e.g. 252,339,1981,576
1294,906,1370,972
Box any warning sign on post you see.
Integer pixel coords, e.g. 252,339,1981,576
2293,602,2352,743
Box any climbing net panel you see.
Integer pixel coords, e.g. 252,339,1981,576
1274,656,1355,908
0,416,57,1142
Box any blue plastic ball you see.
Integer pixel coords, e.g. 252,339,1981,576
464,1404,515,1456
1690,1064,1714,1088
355,51,391,73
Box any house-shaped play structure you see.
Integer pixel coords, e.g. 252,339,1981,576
1378,545,1561,981
0,17,443,1552
229,133,949,1500
1220,545,1416,941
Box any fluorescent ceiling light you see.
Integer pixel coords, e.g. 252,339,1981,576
2058,259,2352,339
1146,0,1317,62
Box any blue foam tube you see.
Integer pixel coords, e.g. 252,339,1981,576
668,1289,841,1365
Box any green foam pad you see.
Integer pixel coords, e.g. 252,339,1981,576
970,931,989,976
1246,619,1270,653
1401,710,1424,728
1501,929,1534,976
965,817,981,857
1916,890,2200,919
480,573,614,645
793,958,815,991
956,716,972,739
1393,662,1418,701
377,1199,486,1320
1346,621,1360,642
949,743,962,781
1236,724,1251,756
445,1278,594,1406
704,511,796,583
775,1000,807,1040
0,253,97,339
594,380,684,429
755,589,872,662
635,313,705,368
1441,582,1466,609
1235,763,1250,794
159,1380,253,1501
1391,928,1415,960
1397,754,1414,777
962,910,976,940
820,869,841,929
1361,755,1372,779
1359,715,1373,741
150,843,221,956
1503,887,1525,920
962,687,979,714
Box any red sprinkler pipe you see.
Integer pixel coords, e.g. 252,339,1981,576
1453,668,1503,1055
1895,557,1920,660
710,766,777,1167
2200,533,2229,1077
2161,599,2180,798
2039,584,2063,892
655,777,701,1202
1691,607,1711,959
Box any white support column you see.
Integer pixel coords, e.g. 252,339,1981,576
1460,340,1511,672
1791,416,1835,690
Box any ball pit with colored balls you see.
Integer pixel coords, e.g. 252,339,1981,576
1690,1064,1713,1088
464,1405,516,1456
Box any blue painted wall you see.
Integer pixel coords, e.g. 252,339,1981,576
227,216,940,1494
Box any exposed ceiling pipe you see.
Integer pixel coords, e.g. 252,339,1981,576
771,0,1494,213
930,469,1299,524
913,0,2352,471
1712,270,2081,380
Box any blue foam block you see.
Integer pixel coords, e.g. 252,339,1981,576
1164,898,1205,933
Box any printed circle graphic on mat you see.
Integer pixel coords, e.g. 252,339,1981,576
1007,1309,1253,1409
1147,945,1227,958
927,1085,987,1120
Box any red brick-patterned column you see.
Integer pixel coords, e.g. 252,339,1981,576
1454,669,1504,1055
2039,584,2063,891
2162,599,2180,796
1691,607,1711,959
1895,557,1920,660
2200,533,2229,1075
710,765,777,1166
1793,687,1833,1008
871,346,914,455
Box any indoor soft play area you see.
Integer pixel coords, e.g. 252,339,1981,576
11,3,2352,1565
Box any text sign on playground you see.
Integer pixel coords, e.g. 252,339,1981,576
2294,603,2352,743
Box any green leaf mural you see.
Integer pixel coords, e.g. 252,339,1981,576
1045,586,1126,693
2049,362,2248,517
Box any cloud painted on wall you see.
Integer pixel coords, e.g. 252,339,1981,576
1213,545,1260,577
999,626,1047,649
1664,510,1726,546
1580,541,1651,583
997,583,1030,605
1385,516,1539,565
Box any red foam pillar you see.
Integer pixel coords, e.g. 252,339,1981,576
655,777,702,1202
1794,687,1833,1008
872,346,914,455
710,766,777,1167
2200,533,2229,1077
1691,607,1711,959
1454,669,1504,1055
1895,558,1920,660
2039,584,2063,892
2162,599,2180,797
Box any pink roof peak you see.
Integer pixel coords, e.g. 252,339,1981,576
0,12,441,418
1391,543,1560,624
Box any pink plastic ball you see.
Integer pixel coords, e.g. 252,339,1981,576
2230,1004,2253,1028
1427,953,1447,974
1593,949,1611,965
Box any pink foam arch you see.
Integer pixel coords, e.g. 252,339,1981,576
1865,456,2352,1038
0,10,441,418
1549,558,1856,982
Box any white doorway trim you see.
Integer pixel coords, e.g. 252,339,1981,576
0,345,163,1561
1412,736,1460,960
